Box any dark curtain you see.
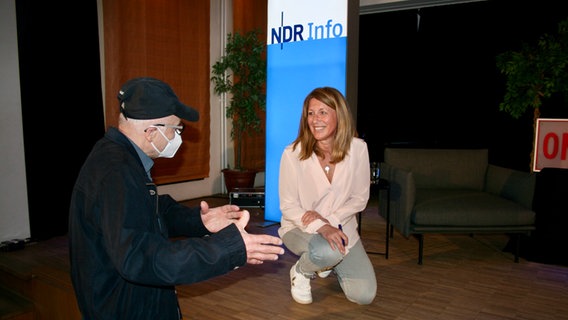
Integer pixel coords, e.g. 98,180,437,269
16,0,104,240
357,0,567,171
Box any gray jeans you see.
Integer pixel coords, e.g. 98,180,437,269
282,228,377,305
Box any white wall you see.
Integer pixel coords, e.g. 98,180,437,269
0,0,31,242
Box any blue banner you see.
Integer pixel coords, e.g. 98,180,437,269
265,0,348,222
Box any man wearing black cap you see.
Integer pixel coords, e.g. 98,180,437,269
68,77,284,320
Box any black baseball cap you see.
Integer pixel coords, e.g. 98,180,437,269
117,77,199,122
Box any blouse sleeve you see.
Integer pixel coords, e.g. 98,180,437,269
278,147,309,231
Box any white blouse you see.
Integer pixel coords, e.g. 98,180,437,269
278,137,371,251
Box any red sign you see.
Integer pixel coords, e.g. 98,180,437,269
533,118,568,172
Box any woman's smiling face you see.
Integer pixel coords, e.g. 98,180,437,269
307,98,337,142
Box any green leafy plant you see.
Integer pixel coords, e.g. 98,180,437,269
496,17,568,121
496,17,568,170
211,29,266,171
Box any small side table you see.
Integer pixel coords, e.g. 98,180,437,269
358,178,390,259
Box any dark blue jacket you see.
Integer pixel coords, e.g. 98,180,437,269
69,127,246,319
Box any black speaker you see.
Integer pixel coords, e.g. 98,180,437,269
229,188,265,208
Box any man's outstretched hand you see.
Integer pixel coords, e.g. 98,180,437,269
200,201,242,233
200,201,284,264
233,209,285,264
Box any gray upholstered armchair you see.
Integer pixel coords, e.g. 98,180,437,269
378,148,536,264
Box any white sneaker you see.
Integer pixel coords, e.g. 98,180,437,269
290,261,312,304
316,269,332,278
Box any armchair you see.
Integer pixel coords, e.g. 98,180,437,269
378,148,536,264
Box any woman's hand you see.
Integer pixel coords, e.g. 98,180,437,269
317,224,347,255
301,210,329,226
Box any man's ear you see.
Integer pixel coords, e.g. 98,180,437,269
144,126,157,142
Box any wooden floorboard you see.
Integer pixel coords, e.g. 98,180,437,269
1,192,567,320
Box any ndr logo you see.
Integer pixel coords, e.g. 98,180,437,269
270,12,345,46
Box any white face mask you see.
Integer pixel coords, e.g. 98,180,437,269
151,127,182,158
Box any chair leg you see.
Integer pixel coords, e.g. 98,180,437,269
385,221,389,259
513,234,520,263
417,234,424,265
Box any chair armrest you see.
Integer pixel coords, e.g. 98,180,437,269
379,162,416,237
485,164,536,209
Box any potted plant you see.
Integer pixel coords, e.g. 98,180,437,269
211,29,267,192
496,17,568,169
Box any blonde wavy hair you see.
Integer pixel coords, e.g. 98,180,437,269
291,87,356,164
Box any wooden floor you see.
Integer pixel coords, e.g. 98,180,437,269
2,192,568,320
177,194,568,320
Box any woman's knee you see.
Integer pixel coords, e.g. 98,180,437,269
308,237,343,266
346,284,377,305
